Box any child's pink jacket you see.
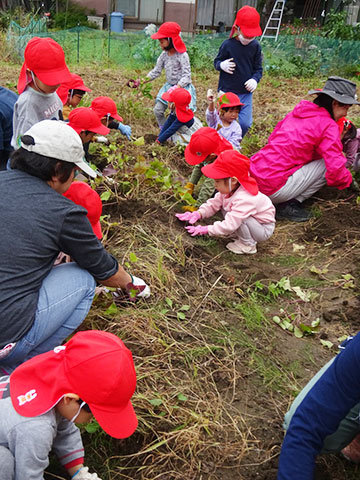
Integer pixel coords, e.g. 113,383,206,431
198,185,275,237
250,100,352,196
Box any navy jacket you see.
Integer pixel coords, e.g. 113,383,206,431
278,333,360,479
214,37,262,95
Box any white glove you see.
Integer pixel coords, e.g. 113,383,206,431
130,275,151,299
96,136,109,144
72,466,102,480
244,79,257,93
220,58,236,74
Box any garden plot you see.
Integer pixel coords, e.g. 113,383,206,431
1,62,359,480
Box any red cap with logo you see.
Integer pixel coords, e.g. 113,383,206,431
218,92,244,110
90,96,123,122
17,37,72,94
162,87,194,123
230,6,262,38
56,73,92,105
185,127,233,165
9,330,138,439
151,22,186,53
63,181,103,239
201,150,259,195
68,107,110,135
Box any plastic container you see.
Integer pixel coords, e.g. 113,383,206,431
110,12,124,33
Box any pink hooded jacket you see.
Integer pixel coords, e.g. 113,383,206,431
198,185,275,237
250,100,352,196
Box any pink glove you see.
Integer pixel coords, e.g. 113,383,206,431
185,225,208,236
167,85,179,94
175,211,201,224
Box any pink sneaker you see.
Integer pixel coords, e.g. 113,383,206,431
342,434,360,463
226,241,257,255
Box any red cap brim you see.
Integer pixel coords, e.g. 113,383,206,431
184,144,207,165
35,65,72,87
201,163,258,195
90,400,138,439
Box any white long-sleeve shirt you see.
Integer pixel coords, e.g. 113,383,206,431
147,51,192,87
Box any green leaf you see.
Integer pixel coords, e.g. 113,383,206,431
179,305,190,311
104,302,118,315
133,136,145,146
320,339,334,349
311,318,320,328
177,393,188,402
165,298,173,308
100,191,111,201
177,312,186,320
149,398,163,406
85,421,100,433
129,252,138,263
294,326,304,338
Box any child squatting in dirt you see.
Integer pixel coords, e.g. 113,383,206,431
176,150,276,255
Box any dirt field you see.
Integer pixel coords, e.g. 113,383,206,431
1,61,360,480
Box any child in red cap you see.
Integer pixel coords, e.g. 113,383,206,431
0,330,138,480
57,73,92,120
183,127,233,211
90,96,132,141
206,91,243,148
11,37,72,149
214,6,263,137
156,87,201,145
176,150,275,254
68,107,110,144
145,22,196,128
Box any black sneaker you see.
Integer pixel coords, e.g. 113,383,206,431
275,201,312,222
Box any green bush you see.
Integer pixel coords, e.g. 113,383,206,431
322,10,360,41
51,0,97,30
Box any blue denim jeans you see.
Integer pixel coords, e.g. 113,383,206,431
0,263,96,373
236,92,253,137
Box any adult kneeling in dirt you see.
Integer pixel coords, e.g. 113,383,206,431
278,333,360,479
0,120,149,374
250,76,359,222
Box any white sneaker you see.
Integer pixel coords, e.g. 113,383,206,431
226,241,257,255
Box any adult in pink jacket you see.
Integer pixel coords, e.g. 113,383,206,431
250,76,359,222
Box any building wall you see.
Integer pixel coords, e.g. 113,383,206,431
75,0,108,15
164,0,196,32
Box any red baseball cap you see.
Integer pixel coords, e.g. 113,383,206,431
10,330,138,439
63,181,103,239
17,37,72,94
230,6,262,38
185,127,233,165
201,150,259,195
57,73,92,105
91,96,123,122
218,92,244,110
151,22,186,53
68,107,110,135
161,87,194,123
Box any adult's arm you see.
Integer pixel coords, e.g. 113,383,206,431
318,122,352,189
278,333,360,480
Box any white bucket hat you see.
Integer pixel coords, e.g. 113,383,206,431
20,120,97,178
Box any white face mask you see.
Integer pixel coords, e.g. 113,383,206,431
238,34,255,46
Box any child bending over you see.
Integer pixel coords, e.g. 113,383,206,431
206,91,243,149
183,127,233,211
176,150,275,254
157,87,200,145
0,330,138,480
57,73,92,120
